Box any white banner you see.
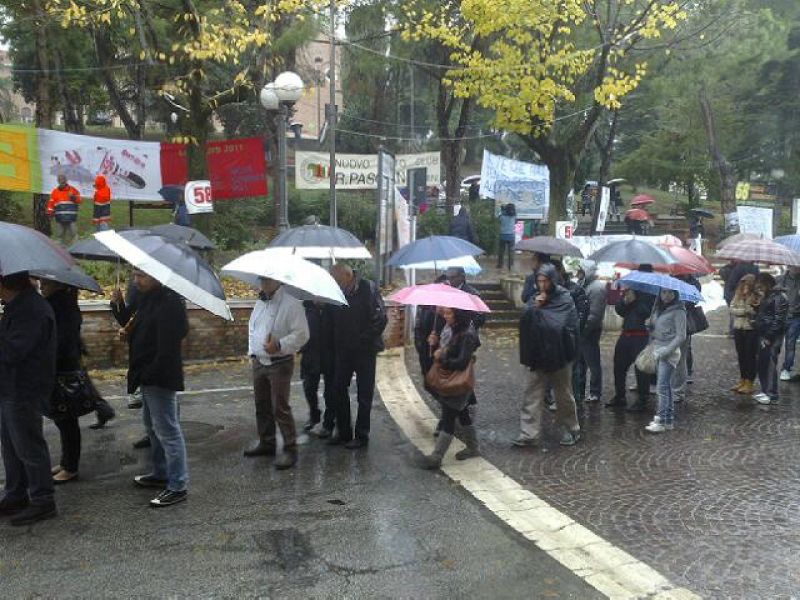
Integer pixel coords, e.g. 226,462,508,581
295,151,440,190
479,150,549,219
737,206,773,239
394,186,411,248
39,129,163,201
185,180,214,214
595,186,611,232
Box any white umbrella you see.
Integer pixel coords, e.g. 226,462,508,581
221,249,348,306
94,230,232,320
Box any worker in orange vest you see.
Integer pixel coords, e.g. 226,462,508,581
92,175,112,231
46,174,81,245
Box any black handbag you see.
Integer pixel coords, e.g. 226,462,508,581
686,305,709,335
49,370,102,420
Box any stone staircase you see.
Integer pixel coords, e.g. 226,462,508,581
473,281,522,329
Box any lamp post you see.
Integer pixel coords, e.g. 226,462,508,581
260,72,304,232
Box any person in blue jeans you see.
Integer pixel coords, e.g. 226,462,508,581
779,267,800,381
122,269,190,507
645,288,686,434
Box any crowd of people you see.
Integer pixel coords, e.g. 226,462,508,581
0,260,387,524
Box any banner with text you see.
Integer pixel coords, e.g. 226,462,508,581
480,150,549,219
0,125,267,202
295,151,440,190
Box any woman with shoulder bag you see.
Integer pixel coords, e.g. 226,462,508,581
40,281,104,483
645,288,687,433
421,307,480,469
730,274,758,394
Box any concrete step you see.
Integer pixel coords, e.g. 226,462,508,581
483,318,519,329
485,300,516,311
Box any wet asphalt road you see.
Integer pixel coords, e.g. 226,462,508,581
0,360,598,599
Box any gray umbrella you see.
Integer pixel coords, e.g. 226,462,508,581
151,224,215,250
587,239,678,265
268,224,371,259
0,222,75,276
515,236,583,257
69,230,150,261
30,265,103,293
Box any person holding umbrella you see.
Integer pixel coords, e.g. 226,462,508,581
124,269,191,506
244,277,309,468
730,274,758,394
419,307,481,468
645,287,687,433
0,271,58,526
751,273,788,405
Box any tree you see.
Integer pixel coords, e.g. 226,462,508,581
406,0,688,230
50,0,319,180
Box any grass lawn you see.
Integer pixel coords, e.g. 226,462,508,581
5,191,177,240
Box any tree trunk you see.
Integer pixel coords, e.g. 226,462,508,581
544,155,575,235
94,29,142,139
699,87,737,230
597,110,619,186
441,140,461,219
30,0,53,234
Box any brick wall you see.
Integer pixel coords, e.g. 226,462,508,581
80,297,406,369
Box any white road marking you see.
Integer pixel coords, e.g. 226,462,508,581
376,348,701,600
102,381,301,401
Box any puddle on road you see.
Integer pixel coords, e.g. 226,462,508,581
254,528,314,571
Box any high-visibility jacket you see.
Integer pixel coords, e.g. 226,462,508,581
93,175,112,225
47,184,81,222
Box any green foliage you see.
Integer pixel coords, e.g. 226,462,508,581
212,197,272,251
0,191,24,223
468,201,498,255
417,208,448,238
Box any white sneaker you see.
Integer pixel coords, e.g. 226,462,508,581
649,385,657,394
753,392,773,405
780,370,792,381
645,421,666,433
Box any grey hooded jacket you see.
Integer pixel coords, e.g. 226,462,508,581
650,300,687,360
582,260,607,333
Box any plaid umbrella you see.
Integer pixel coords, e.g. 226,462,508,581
618,245,714,275
715,238,800,266
717,232,762,249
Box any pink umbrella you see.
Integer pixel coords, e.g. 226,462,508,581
625,208,651,221
631,194,656,206
388,283,491,312
660,234,684,246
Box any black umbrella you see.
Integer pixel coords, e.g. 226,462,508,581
587,239,678,265
515,236,583,257
0,222,75,276
31,266,103,293
69,230,150,261
688,208,714,219
158,185,185,204
268,224,370,259
151,224,215,251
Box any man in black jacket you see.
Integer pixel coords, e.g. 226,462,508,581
300,301,336,436
329,264,387,449
0,272,58,526
514,263,581,447
124,269,190,507
753,273,788,405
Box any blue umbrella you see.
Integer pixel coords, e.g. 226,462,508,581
618,271,703,303
774,235,800,254
386,235,484,267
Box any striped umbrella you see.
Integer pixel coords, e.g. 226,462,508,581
715,238,800,267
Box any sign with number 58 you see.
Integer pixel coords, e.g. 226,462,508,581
185,180,214,214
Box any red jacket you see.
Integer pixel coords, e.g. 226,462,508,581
93,175,112,224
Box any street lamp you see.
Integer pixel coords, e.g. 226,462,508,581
260,72,304,231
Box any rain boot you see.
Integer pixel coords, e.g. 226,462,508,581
731,379,745,392
455,425,481,461
419,433,453,470
739,380,755,395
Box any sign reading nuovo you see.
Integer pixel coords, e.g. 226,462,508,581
295,151,440,190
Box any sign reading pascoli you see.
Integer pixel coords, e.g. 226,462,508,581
295,151,440,190
185,180,214,215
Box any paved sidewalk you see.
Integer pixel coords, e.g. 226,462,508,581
407,315,800,599
0,360,597,599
